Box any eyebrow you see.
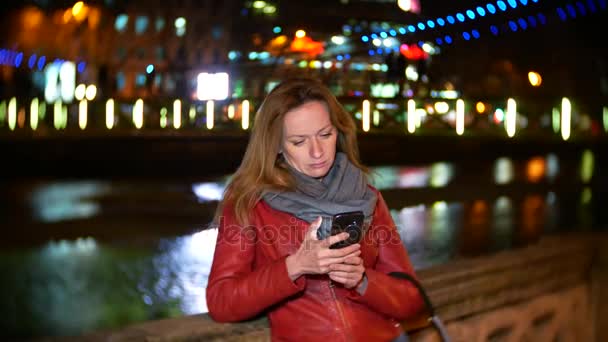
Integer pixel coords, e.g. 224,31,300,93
286,124,333,139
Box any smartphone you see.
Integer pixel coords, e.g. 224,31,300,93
329,211,365,249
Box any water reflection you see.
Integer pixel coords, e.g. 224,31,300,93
1,231,216,339
0,150,600,339
30,181,110,223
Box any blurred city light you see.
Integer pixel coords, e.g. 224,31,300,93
30,98,39,130
362,100,370,132
78,100,87,130
561,97,571,141
407,99,416,133
506,98,517,137
173,100,182,129
526,157,546,182
105,99,114,129
494,157,514,184
456,99,465,135
85,85,97,101
476,102,486,113
241,100,250,130
528,71,542,86
8,97,16,131
603,107,608,133
580,149,594,183
197,73,229,101
133,99,144,129
206,100,214,130
74,84,86,101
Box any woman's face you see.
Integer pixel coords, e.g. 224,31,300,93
281,100,337,178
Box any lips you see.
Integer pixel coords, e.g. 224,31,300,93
310,161,326,169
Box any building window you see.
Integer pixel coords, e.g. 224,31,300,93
135,73,147,87
155,17,165,32
156,46,166,61
116,47,127,61
116,72,125,90
115,14,129,32
135,16,149,34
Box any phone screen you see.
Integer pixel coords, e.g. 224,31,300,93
329,211,365,249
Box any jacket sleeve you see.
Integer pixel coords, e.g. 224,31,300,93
205,204,306,322
346,191,425,321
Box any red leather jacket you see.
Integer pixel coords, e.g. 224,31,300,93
206,188,424,341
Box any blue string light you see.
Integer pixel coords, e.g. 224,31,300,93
527,15,538,27
518,18,528,29
456,13,466,22
446,15,456,24
585,0,596,13
497,1,508,11
490,25,500,35
477,6,487,16
557,7,567,21
28,54,37,69
537,13,547,24
361,36,369,42
417,22,426,30
520,0,528,5
508,0,518,8
436,37,443,45
472,29,481,38
509,20,518,31
380,32,388,38
398,27,406,34
37,56,46,70
427,20,436,28
566,4,577,18
14,52,23,67
466,10,476,20
407,25,416,33
445,35,453,44
437,18,446,26
487,4,497,14
462,31,471,40
389,29,397,36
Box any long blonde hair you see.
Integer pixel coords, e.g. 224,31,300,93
217,77,367,225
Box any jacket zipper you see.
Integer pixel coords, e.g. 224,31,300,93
329,280,352,342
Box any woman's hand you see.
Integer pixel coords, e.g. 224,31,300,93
286,217,361,281
328,255,366,290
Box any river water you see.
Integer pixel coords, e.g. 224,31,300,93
0,152,604,340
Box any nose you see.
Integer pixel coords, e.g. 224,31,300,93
309,137,323,159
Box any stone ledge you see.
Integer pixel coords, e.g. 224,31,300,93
44,233,606,342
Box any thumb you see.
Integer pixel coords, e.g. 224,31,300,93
307,216,323,240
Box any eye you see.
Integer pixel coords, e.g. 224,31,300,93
291,140,304,146
320,131,333,138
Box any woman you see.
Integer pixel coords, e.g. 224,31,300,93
206,78,424,341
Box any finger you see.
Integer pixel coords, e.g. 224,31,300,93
342,256,363,265
329,270,358,278
329,263,358,272
325,243,360,258
319,255,357,268
307,216,323,240
323,231,351,247
328,274,349,284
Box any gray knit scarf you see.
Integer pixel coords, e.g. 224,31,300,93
262,152,377,238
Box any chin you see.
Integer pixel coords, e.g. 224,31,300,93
306,166,331,179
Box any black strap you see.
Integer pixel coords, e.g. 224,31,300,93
388,272,451,342
388,272,435,316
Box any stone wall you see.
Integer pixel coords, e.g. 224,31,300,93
49,233,606,342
